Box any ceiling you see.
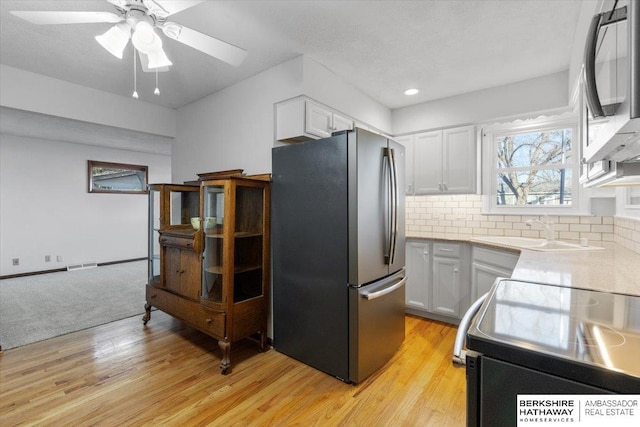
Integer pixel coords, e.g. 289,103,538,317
0,0,587,110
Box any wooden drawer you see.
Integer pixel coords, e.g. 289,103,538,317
433,242,461,258
146,285,226,339
160,235,196,251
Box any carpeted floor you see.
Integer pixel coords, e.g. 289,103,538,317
0,261,147,350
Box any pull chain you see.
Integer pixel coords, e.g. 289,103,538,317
132,49,139,99
154,68,160,96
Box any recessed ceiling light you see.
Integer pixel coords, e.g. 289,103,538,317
404,88,419,96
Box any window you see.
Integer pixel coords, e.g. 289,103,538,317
88,160,148,194
483,115,582,214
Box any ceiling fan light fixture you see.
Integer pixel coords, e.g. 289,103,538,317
161,22,182,40
143,0,170,20
147,49,173,69
132,20,162,54
95,22,131,59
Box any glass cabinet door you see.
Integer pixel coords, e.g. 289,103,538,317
148,186,161,285
202,184,225,304
233,184,265,303
201,180,266,306
149,184,199,287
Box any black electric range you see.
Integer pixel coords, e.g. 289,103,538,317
463,279,640,425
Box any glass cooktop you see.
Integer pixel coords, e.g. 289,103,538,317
468,279,640,379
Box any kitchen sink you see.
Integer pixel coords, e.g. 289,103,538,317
471,236,605,252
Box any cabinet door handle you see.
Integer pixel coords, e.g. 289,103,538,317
443,183,448,191
439,248,454,252
454,268,459,273
206,318,212,324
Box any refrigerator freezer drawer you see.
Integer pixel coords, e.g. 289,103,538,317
349,269,406,383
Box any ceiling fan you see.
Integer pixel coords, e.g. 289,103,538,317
10,0,248,72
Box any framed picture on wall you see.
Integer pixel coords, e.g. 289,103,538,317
88,160,148,194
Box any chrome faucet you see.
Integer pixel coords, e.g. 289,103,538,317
525,217,555,241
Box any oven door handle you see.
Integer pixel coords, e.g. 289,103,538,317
452,293,488,368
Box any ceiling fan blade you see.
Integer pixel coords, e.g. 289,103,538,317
10,11,122,25
105,0,128,8
151,1,205,16
161,23,247,67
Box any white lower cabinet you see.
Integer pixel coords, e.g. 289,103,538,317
405,240,471,323
471,246,519,302
406,241,430,311
406,240,518,324
432,251,463,318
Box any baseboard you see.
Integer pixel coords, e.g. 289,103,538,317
0,258,147,280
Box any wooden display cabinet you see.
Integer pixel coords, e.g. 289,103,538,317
144,177,270,374
147,184,200,289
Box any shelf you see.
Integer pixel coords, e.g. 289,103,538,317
205,266,223,274
204,264,262,275
205,231,263,239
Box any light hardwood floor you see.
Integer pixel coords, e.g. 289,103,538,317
0,312,466,426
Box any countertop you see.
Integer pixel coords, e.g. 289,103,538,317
406,234,640,296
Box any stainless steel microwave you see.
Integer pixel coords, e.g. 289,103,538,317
583,0,640,164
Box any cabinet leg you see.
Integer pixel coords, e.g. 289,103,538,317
142,304,152,325
218,340,231,374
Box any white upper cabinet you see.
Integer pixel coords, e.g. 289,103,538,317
442,126,476,193
407,125,477,195
276,97,354,142
414,130,443,194
394,134,415,194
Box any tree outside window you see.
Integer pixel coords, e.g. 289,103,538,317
495,128,573,206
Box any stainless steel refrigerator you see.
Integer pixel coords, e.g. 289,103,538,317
272,127,406,383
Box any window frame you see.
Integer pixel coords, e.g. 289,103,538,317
481,114,586,215
88,160,149,194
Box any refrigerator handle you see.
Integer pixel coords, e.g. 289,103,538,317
384,148,393,265
361,276,406,300
390,147,399,265
385,147,399,265
452,293,488,368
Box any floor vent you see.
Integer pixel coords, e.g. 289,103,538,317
67,262,98,271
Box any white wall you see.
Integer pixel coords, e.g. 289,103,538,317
302,58,392,133
0,64,176,138
173,55,392,181
174,57,304,182
0,134,171,275
392,70,569,134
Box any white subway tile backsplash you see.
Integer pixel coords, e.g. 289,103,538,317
581,232,602,241
406,194,625,248
569,224,591,232
558,231,580,240
558,216,580,224
580,216,602,224
591,225,614,233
